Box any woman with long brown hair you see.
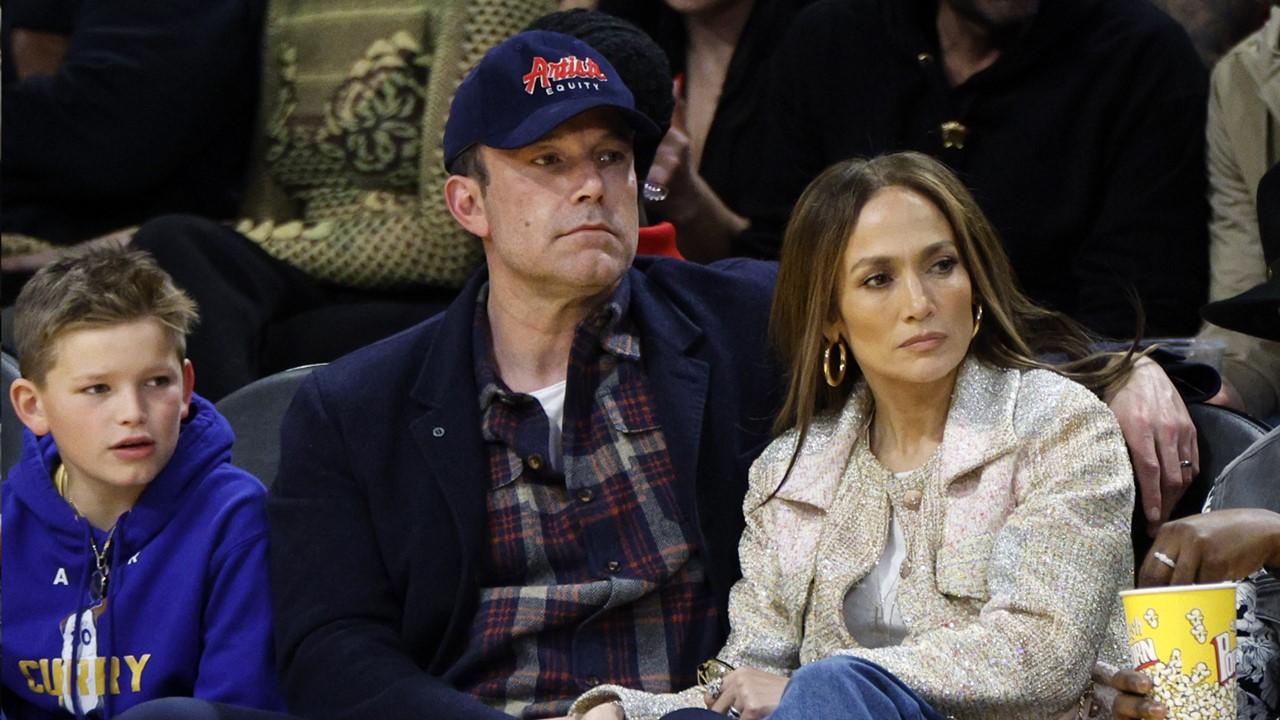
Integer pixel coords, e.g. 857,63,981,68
571,152,1137,720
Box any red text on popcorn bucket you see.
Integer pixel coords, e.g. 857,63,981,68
1212,631,1236,684
1129,638,1158,671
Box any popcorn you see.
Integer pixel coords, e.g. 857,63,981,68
1144,659,1235,719
1121,583,1239,719
1186,608,1208,644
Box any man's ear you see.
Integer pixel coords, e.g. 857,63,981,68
10,378,51,436
444,174,490,239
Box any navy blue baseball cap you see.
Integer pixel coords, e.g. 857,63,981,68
443,30,662,173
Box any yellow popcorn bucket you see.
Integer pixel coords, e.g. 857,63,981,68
1119,582,1237,719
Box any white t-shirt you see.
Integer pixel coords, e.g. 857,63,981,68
528,380,568,461
842,473,910,648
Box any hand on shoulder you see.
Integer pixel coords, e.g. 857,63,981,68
1104,356,1198,533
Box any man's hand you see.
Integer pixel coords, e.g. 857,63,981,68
705,668,788,720
1090,662,1166,718
1104,356,1199,533
1138,508,1280,587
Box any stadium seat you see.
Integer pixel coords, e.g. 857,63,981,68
215,364,321,488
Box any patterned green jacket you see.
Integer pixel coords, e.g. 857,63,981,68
239,0,555,289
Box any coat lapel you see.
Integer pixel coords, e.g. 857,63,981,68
408,271,489,550
768,358,1022,509
936,358,1021,485
1244,9,1280,127
628,270,709,524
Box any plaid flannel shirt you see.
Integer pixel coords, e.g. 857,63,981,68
457,278,720,718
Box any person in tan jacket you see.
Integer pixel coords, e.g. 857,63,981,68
570,153,1140,720
1199,4,1280,419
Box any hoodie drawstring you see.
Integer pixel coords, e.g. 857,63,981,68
68,513,129,719
102,513,128,719
69,521,92,719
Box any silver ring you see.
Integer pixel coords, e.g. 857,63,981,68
643,181,669,202
1153,551,1177,569
1179,459,1193,469
727,708,742,719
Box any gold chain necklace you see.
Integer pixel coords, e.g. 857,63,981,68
54,464,116,600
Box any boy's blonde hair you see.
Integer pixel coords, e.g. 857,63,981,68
13,247,199,386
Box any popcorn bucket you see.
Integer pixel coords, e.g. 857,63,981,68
1119,582,1237,719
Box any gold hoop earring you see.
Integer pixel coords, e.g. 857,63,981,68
823,339,848,387
971,304,984,340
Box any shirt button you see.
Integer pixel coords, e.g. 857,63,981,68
577,488,594,503
902,489,923,511
525,453,544,471
899,560,913,579
606,560,621,572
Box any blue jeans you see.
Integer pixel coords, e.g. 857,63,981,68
661,657,942,720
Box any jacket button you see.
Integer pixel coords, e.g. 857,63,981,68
917,52,933,65
899,560,913,579
902,489,923,511
526,453,544,471
941,120,967,149
431,427,445,438
606,560,621,572
577,488,594,503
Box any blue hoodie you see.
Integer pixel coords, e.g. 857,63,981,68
1,395,284,718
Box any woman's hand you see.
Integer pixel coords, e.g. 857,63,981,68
644,83,748,263
705,668,788,720
1090,661,1166,718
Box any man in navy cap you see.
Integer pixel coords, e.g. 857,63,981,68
267,30,781,720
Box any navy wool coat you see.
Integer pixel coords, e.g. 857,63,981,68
269,257,783,720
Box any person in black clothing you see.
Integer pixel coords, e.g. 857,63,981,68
598,0,815,261
0,0,263,250
729,0,1209,342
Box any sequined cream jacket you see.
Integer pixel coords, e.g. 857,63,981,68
572,358,1134,720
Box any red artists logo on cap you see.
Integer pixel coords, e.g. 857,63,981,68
522,55,609,95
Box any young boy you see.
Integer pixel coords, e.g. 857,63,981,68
2,248,283,718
